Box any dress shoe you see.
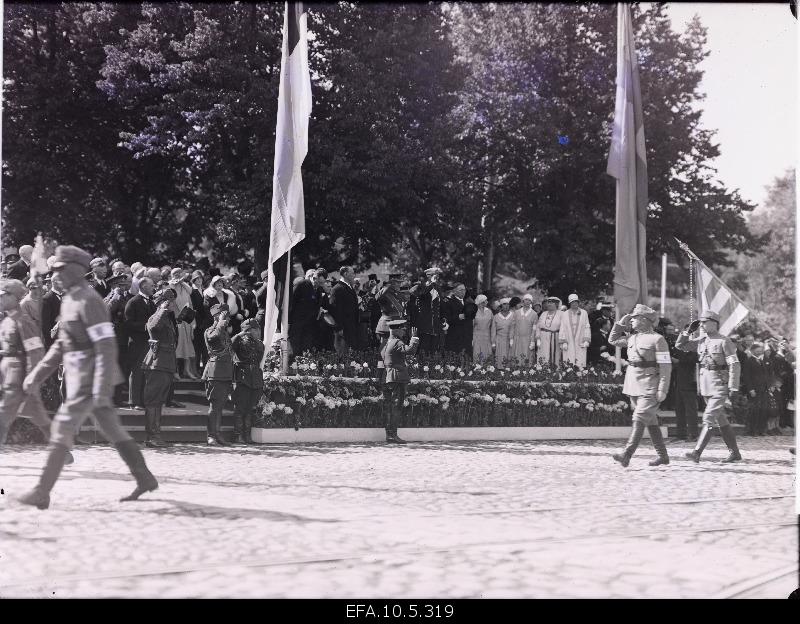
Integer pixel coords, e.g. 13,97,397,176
166,401,185,408
145,437,171,449
207,436,221,446
213,436,231,447
18,488,50,510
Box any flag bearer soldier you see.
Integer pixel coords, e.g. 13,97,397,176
608,304,672,467
381,319,420,444
0,279,72,464
141,287,179,448
202,303,233,446
374,273,407,383
230,318,264,445
675,310,742,462
18,246,158,509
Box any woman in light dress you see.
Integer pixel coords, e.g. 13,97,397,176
559,293,591,368
472,294,494,362
514,294,538,364
535,296,564,365
169,268,199,379
491,297,516,366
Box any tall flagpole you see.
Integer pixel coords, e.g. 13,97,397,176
660,252,667,316
281,249,292,375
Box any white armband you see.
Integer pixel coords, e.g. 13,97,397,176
23,336,44,351
655,352,672,364
87,322,115,342
725,355,739,366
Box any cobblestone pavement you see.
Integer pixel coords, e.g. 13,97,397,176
0,436,797,598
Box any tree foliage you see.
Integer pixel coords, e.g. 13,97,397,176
2,1,764,295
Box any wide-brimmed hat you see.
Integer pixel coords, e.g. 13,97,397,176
699,310,721,324
388,319,408,329
0,278,27,299
210,275,225,286
51,245,92,270
543,296,562,305
631,304,658,324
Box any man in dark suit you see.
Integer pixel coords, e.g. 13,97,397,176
189,270,209,367
444,283,475,355
408,267,446,357
288,272,319,359
106,273,133,406
7,245,32,281
329,266,360,355
124,277,156,408
88,257,110,298
41,275,64,351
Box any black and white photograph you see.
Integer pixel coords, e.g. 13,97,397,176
0,0,797,602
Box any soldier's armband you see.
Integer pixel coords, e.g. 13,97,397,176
23,336,44,352
655,352,671,364
725,355,739,366
87,322,115,342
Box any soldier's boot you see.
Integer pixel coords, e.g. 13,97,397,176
647,426,670,466
151,408,171,448
612,421,645,467
390,408,407,445
117,439,159,501
230,410,247,446
384,403,395,442
213,407,231,447
32,422,73,464
242,412,253,445
719,424,742,462
685,425,714,462
18,444,70,510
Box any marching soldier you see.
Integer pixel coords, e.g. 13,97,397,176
18,246,158,509
230,318,265,445
374,273,407,383
675,310,742,462
608,304,672,467
141,287,179,448
202,303,233,446
0,279,72,464
381,319,420,444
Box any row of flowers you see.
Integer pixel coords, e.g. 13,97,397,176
255,377,631,429
268,350,621,383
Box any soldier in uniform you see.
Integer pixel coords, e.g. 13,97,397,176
381,319,420,444
0,279,72,464
141,287,179,448
230,318,265,445
374,273,408,383
18,246,158,509
675,310,742,462
608,304,672,467
202,303,233,446
105,273,132,406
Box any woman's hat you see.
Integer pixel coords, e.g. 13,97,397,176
499,297,511,305
568,294,580,304
475,294,488,305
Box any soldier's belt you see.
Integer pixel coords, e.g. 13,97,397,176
627,360,658,369
700,364,729,371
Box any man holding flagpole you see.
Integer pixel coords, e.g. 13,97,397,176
262,2,312,370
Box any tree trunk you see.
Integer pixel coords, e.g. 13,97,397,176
481,235,495,293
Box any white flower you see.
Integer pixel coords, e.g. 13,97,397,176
283,406,293,415
487,366,496,373
363,362,370,368
459,371,465,377
325,364,333,370
447,365,456,371
296,397,307,405
309,362,317,370
423,366,430,372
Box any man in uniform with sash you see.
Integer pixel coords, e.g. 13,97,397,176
230,318,264,445
608,304,672,467
675,310,742,462
202,303,233,446
381,319,419,444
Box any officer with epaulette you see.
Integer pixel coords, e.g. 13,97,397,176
230,318,264,445
141,287,178,448
381,319,420,444
608,304,672,467
0,279,72,465
202,302,233,446
18,245,158,509
374,273,408,383
675,310,742,462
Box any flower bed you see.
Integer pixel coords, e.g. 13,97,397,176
256,376,630,430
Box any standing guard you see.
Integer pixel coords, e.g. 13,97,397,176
18,246,158,509
675,310,742,462
202,303,233,446
608,304,672,467
381,320,420,444
141,287,178,448
0,279,72,465
374,273,407,383
230,318,265,445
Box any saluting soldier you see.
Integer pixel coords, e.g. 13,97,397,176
202,303,233,446
0,279,72,464
141,287,179,448
230,318,265,445
675,310,742,462
608,304,672,467
18,246,158,509
381,319,420,444
374,273,407,382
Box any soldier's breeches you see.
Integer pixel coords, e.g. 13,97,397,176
232,385,260,430
629,395,660,427
702,395,730,427
50,403,131,449
205,380,232,416
382,383,406,427
143,370,172,407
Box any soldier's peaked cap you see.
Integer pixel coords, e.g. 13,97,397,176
630,304,658,324
388,319,408,329
699,310,721,323
51,245,92,270
0,278,27,299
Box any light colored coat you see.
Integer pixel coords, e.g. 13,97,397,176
491,311,516,365
513,308,538,363
472,307,493,361
536,310,564,365
559,308,591,368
